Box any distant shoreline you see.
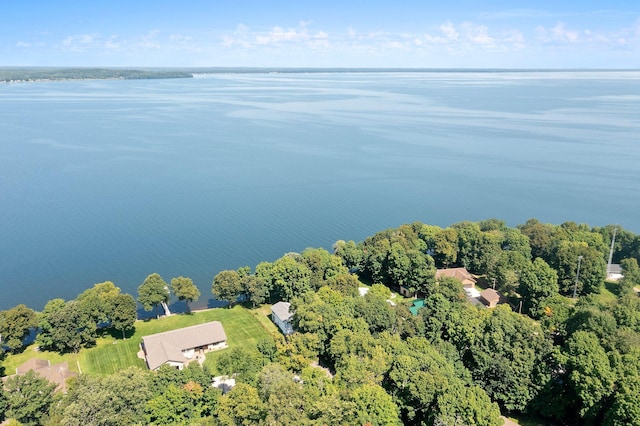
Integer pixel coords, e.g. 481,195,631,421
0,68,193,83
2,66,640,83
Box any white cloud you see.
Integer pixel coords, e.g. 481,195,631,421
440,21,459,41
138,30,160,49
16,41,32,48
104,36,120,51
461,23,495,46
60,33,99,52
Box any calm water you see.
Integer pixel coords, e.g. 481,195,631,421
1,71,640,311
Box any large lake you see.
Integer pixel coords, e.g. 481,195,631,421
1,71,639,311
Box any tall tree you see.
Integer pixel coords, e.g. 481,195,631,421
0,384,7,423
555,240,607,296
350,384,402,426
270,254,312,301
466,305,552,412
564,331,616,421
110,293,137,339
62,367,152,426
333,239,363,270
170,276,200,313
37,300,95,353
519,257,559,314
212,270,243,307
4,370,57,426
217,383,266,426
137,273,171,316
76,281,121,325
0,304,37,353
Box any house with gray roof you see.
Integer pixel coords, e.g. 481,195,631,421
2,358,77,393
140,321,227,370
271,301,294,335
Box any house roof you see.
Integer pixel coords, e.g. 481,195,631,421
272,301,293,322
436,267,477,285
142,321,227,370
11,359,76,393
16,358,49,374
608,264,623,274
480,288,500,303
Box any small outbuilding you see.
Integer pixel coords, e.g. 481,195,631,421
271,301,295,335
480,288,501,308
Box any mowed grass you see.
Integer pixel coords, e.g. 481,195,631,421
2,305,276,377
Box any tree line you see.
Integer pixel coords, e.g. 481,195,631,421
1,218,640,425
0,68,193,82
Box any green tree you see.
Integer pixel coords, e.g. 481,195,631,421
467,305,551,412
4,370,57,426
257,363,309,425
333,239,363,270
350,384,401,426
0,384,7,423
604,374,640,426
212,270,243,307
76,281,121,325
565,331,616,421
216,347,263,384
452,221,483,271
555,240,606,296
519,257,559,314
242,273,269,308
356,292,396,334
137,273,171,316
170,276,200,313
434,382,503,426
62,367,152,426
37,300,95,353
0,304,37,353
518,218,555,260
301,247,347,290
217,383,266,426
270,254,312,301
110,293,137,339
619,258,640,294
35,298,66,350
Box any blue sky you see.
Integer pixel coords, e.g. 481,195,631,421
2,1,639,68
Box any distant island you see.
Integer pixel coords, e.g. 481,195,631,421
0,67,193,82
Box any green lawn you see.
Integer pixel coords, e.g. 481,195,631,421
2,305,275,377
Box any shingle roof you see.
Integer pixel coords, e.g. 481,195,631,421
480,288,500,303
16,358,49,374
271,301,293,322
142,321,227,370
436,268,477,285
12,359,76,393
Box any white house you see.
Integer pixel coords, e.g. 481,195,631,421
140,321,227,370
271,301,294,335
607,264,624,281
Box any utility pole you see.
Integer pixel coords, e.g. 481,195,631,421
572,255,583,299
607,227,617,279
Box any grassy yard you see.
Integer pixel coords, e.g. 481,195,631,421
2,305,276,377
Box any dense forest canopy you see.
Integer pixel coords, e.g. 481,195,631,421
1,218,639,425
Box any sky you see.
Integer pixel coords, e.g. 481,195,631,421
1,1,639,68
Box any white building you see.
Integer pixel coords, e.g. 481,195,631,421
271,301,295,335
